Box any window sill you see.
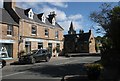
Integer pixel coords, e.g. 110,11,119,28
55,37,58,39
7,35,12,37
45,35,49,37
1,57,13,60
31,34,36,36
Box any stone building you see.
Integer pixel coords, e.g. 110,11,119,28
0,0,64,60
0,8,19,59
64,22,96,55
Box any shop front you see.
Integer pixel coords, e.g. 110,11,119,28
0,40,15,59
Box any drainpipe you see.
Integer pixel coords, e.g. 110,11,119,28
18,21,20,58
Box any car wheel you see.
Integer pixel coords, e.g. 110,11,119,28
45,56,50,62
31,57,35,64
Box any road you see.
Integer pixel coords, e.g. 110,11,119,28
1,56,101,81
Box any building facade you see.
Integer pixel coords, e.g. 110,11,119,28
0,0,64,60
64,22,96,55
0,8,19,59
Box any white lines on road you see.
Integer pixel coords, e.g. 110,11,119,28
2,71,27,78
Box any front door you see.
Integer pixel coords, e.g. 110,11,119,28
48,43,52,56
25,42,31,54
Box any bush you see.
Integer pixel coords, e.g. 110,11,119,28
18,50,26,58
84,63,103,80
101,48,120,67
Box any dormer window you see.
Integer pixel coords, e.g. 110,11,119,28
28,9,34,19
30,12,32,17
37,13,46,23
42,14,46,23
48,11,56,25
52,18,55,25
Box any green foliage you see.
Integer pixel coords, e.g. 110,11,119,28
84,63,104,80
95,36,113,51
90,3,120,50
84,63,104,71
53,46,60,53
108,6,120,50
18,50,26,57
90,3,112,34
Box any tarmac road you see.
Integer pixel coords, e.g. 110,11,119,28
1,56,101,81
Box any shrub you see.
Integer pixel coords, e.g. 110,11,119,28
18,50,26,58
84,63,103,80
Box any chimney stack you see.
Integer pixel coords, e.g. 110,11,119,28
3,0,20,24
48,11,56,19
3,0,16,10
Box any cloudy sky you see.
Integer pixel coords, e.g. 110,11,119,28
0,0,119,36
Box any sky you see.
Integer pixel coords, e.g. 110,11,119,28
0,0,119,37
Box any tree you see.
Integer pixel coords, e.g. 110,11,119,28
95,36,112,52
108,6,120,50
90,3,120,50
90,3,120,68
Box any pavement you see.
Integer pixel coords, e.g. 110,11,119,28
50,56,69,61
4,56,68,65
4,53,101,65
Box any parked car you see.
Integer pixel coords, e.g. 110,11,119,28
0,58,6,68
19,49,52,64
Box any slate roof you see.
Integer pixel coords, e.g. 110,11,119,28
78,32,91,41
69,22,74,30
14,7,63,30
24,8,31,16
15,7,44,24
37,13,44,20
64,32,91,41
0,8,18,25
55,22,64,30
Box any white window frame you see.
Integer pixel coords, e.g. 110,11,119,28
31,25,37,35
45,29,49,37
52,18,55,25
28,9,34,19
55,31,59,38
42,14,46,23
7,25,13,36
